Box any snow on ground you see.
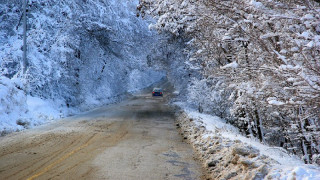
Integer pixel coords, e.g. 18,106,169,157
221,61,239,69
0,76,76,135
174,102,320,179
26,95,75,125
0,76,25,134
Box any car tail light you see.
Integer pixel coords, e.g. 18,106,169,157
152,91,155,93
160,92,162,94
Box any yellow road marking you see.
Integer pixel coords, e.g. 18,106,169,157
26,135,95,180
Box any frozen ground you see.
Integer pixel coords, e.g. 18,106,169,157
175,102,320,180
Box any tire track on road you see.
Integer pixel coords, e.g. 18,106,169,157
26,133,97,180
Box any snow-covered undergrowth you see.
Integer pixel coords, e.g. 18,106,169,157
0,77,26,134
175,103,320,179
0,76,75,134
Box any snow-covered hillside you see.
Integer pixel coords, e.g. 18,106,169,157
0,0,169,134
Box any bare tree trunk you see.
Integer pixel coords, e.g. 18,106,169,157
297,107,313,163
254,109,264,142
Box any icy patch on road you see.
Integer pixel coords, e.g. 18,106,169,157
174,102,320,179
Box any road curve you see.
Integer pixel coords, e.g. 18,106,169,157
0,90,204,179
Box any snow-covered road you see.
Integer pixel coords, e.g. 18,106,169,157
0,89,203,180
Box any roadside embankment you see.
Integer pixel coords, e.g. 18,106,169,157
175,110,320,180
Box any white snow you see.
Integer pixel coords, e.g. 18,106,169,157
280,49,287,54
299,31,310,39
0,76,74,134
267,97,285,106
273,50,288,64
302,14,314,20
222,35,232,40
176,102,320,179
0,76,26,134
172,90,180,95
221,61,239,69
250,0,265,9
267,100,285,106
290,47,299,52
279,64,301,70
27,95,68,123
306,41,314,48
260,33,281,39
270,166,320,180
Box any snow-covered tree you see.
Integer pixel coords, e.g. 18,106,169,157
139,0,320,164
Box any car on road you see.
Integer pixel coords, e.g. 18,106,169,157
152,88,163,96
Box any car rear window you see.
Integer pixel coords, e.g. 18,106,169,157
153,88,162,92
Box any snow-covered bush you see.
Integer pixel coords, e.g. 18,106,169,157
187,78,232,118
0,76,27,134
0,76,74,135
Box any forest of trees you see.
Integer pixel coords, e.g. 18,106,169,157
138,0,320,164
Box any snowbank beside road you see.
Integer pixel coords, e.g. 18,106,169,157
175,103,320,179
0,77,26,134
26,95,75,125
0,76,75,135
